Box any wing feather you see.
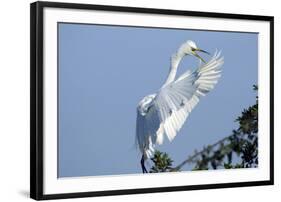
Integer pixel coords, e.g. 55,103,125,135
136,51,223,157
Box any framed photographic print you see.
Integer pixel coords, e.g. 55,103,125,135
30,1,274,200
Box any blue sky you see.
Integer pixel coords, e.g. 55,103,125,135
58,23,258,177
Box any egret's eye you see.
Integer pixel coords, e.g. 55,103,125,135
191,47,196,52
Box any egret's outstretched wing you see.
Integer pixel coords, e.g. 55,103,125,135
159,51,223,141
136,52,223,157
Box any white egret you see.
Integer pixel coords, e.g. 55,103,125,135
135,40,224,173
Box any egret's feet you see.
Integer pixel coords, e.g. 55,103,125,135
141,155,148,173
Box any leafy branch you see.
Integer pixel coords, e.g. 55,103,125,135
149,85,258,172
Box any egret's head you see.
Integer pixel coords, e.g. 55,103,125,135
179,40,209,63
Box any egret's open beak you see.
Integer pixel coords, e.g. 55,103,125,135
193,48,210,64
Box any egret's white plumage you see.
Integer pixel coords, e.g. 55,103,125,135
136,40,224,172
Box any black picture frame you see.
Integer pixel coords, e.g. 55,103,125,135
30,1,274,200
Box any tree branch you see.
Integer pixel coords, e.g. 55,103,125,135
171,134,234,171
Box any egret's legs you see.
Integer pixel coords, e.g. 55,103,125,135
141,155,148,173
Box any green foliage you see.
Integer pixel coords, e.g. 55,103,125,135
149,85,258,172
149,151,174,173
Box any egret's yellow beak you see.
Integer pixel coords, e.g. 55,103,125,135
193,48,210,64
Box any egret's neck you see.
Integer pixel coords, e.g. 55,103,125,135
163,52,185,86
